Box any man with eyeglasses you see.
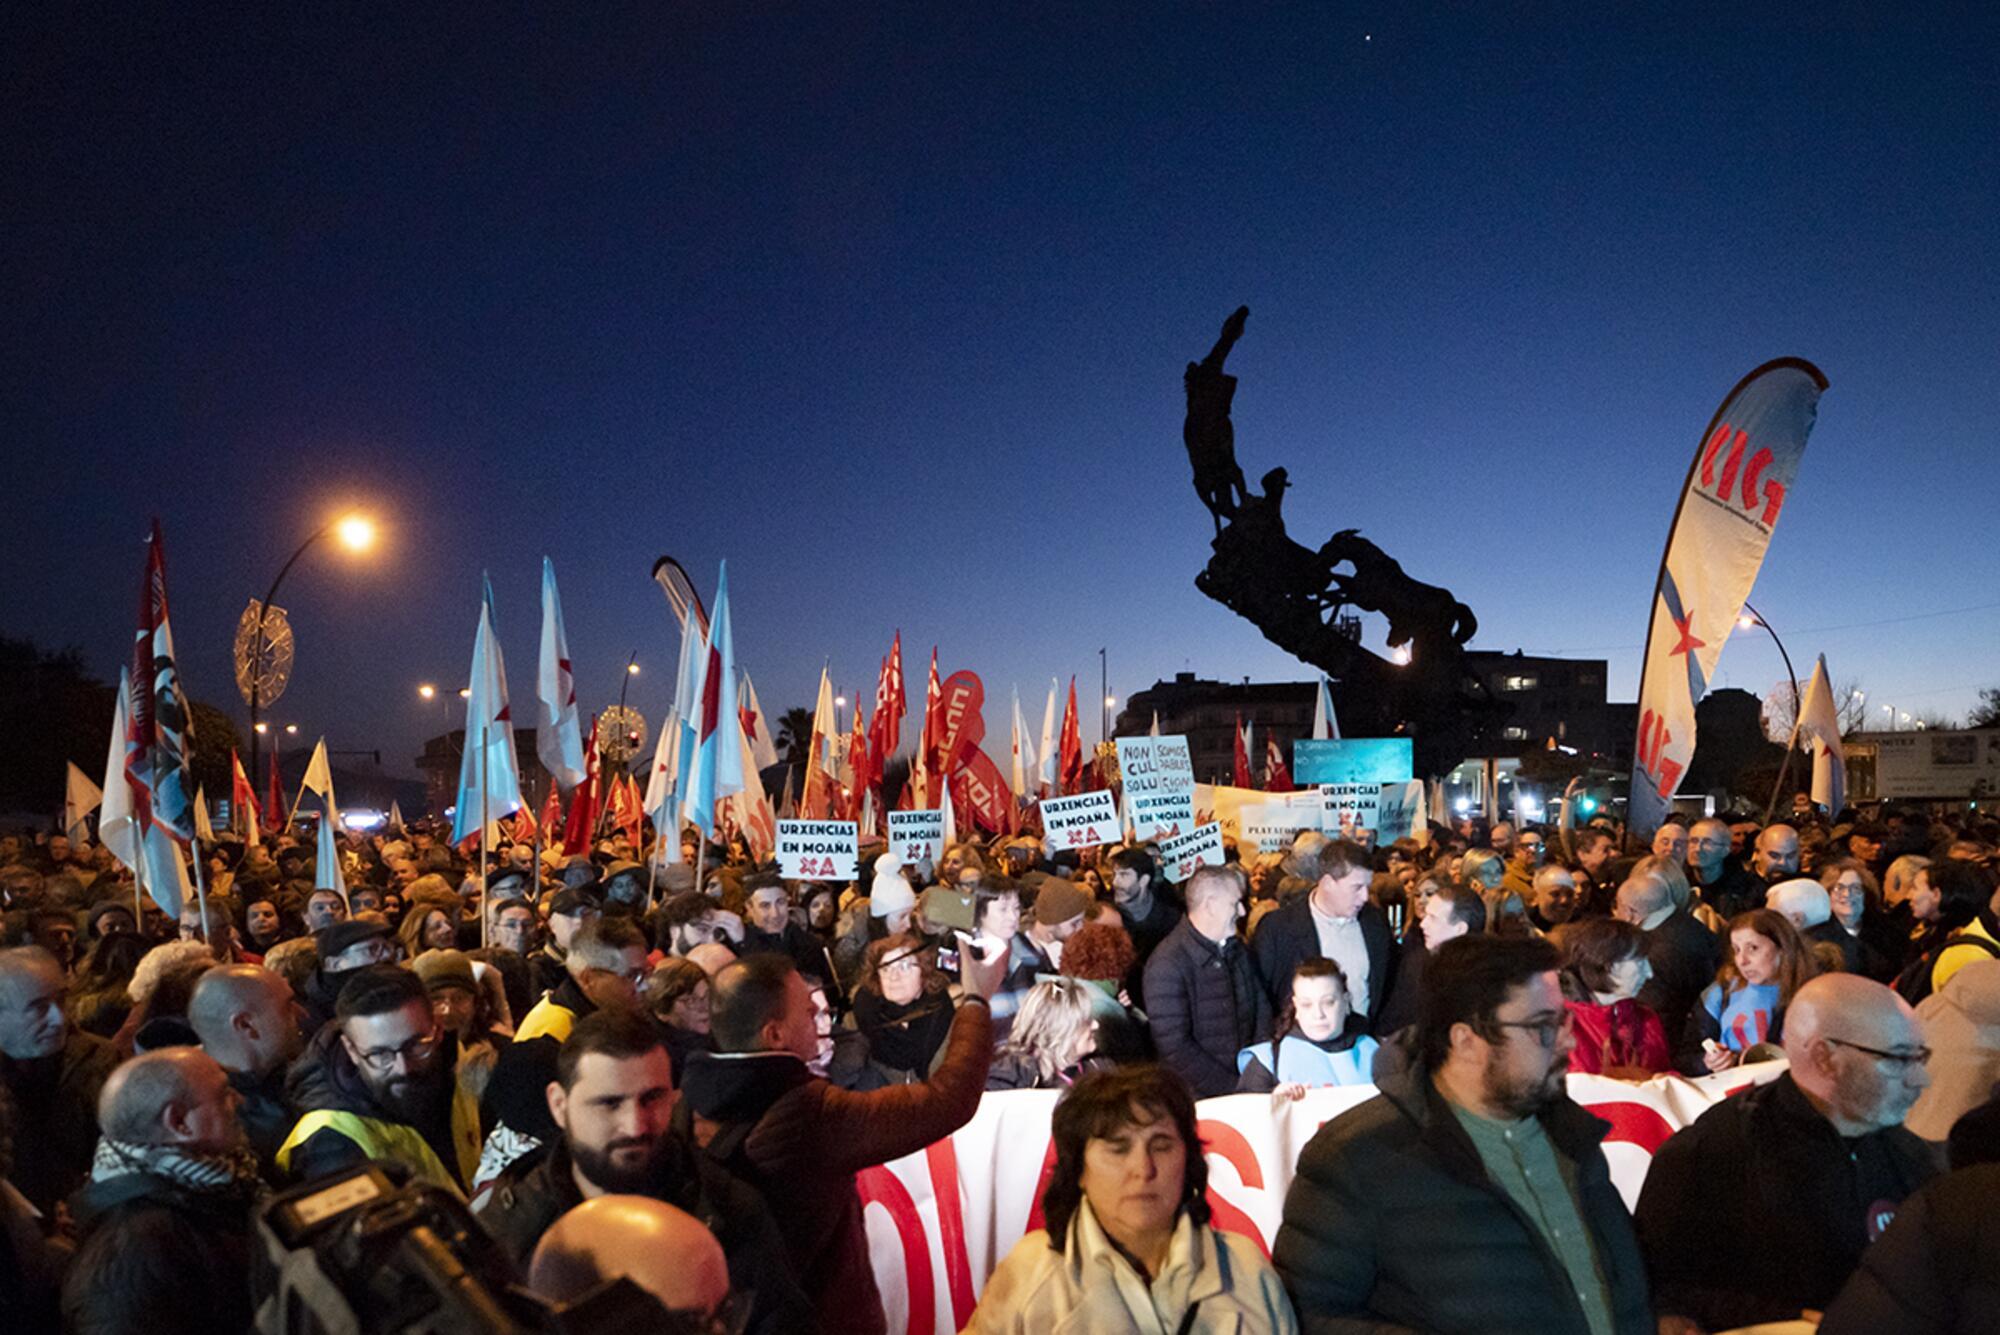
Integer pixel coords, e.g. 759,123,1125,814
1276,935,1653,1334
1636,973,1937,1333
515,915,652,1044
277,964,484,1193
1687,816,1758,919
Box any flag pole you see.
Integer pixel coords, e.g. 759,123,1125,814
479,723,491,949
531,772,544,910
190,837,211,945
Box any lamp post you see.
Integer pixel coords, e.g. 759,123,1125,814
1740,601,1803,822
248,514,376,785
1098,647,1108,743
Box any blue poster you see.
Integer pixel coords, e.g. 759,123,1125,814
1293,738,1414,786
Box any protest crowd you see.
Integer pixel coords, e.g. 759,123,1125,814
2,782,1998,1335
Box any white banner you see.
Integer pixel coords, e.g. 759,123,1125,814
861,1064,1787,1335
1117,735,1196,840
1631,359,1826,833
1038,791,1122,851
1237,802,1313,856
1158,821,1225,882
887,810,945,866
775,819,859,881
1316,782,1380,836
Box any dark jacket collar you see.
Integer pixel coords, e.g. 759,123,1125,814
678,1048,816,1122
1372,1029,1610,1176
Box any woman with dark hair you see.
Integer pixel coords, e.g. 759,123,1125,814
1235,957,1378,1098
396,901,461,962
833,933,958,1090
1911,860,2000,994
1684,909,1817,1073
966,1064,1297,1333
241,892,305,955
1554,917,1671,1077
645,956,714,1073
68,931,153,1038
1818,857,1901,982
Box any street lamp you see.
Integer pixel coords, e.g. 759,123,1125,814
418,683,436,700
1739,601,1802,821
248,510,378,783
284,723,299,736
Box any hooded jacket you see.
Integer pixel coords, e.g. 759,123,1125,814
475,1136,816,1335
277,1021,482,1192
1906,958,2000,1142
1272,1031,1653,1335
61,1166,256,1335
1821,1162,2000,1335
675,999,991,1335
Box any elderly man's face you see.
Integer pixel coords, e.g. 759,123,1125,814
1651,825,1688,864
1755,827,1801,879
1823,1009,1932,1133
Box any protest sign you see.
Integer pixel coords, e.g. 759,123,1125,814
857,1063,1790,1335
1038,790,1121,850
1117,735,1196,839
1375,780,1424,841
1293,737,1414,786
1317,782,1381,836
887,809,944,865
776,819,858,881
1158,821,1225,882
1238,802,1314,855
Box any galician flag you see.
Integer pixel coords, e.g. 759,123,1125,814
99,668,139,872
1793,654,1847,816
300,738,348,900
65,762,102,847
453,575,524,845
800,666,837,819
193,785,216,843
1009,685,1034,797
535,557,588,791
680,560,744,837
1312,673,1340,741
1037,678,1059,795
739,671,780,773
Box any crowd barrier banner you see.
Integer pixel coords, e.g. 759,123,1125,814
859,1062,1788,1335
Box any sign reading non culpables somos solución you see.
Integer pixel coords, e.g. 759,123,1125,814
1038,790,1123,851
886,809,945,865
1116,735,1196,840
776,820,859,881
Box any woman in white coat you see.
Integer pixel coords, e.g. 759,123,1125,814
962,1064,1297,1335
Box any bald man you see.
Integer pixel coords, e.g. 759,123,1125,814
189,963,305,1168
1635,974,1938,1333
62,1049,260,1335
528,1196,731,1321
0,946,119,1215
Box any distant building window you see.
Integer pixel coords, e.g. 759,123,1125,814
1502,675,1539,691
1503,726,1529,740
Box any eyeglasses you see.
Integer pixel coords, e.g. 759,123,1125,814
350,1026,442,1072
590,965,650,986
1490,1011,1574,1049
1824,1036,1931,1068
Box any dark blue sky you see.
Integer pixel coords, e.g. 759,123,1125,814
8,6,1997,780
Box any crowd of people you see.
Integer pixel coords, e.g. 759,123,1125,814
0,790,1997,1333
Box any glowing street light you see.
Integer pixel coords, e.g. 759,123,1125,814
248,508,382,782
335,514,377,552
458,687,472,700
626,661,641,676
254,721,269,735
284,723,299,735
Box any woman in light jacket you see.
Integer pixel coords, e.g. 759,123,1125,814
962,1064,1297,1335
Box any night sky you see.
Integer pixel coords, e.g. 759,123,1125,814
8,7,1997,785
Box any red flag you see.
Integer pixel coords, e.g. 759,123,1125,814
919,648,944,790
950,749,1014,834
611,773,643,847
1058,678,1083,796
867,633,905,781
935,672,987,777
538,785,562,840
229,750,261,837
265,747,284,834
1265,735,1294,792
562,715,601,854
848,707,871,817
1233,713,1253,788
510,805,538,843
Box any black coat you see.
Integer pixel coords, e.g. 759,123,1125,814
1821,1163,2000,1335
475,1136,816,1335
227,1064,293,1176
1249,896,1397,1031
1141,918,1272,1099
1635,906,1720,1042
1634,1071,1939,1331
1117,890,1180,1007
1272,1032,1653,1335
61,1171,255,1335
0,1029,119,1216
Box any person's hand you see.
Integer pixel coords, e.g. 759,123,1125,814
1272,1083,1308,1106
1656,1316,1705,1335
959,936,1008,1001
1117,987,1133,1009
1701,1044,1737,1074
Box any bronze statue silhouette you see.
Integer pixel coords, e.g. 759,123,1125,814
1183,306,1503,777
1183,306,1251,534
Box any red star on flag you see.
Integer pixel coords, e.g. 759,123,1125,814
1669,611,1705,658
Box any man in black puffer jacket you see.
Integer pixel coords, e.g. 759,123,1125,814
1820,1163,2000,1335
1143,865,1269,1098
62,1049,263,1335
1274,935,1653,1335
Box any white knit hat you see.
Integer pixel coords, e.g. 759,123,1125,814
870,855,916,918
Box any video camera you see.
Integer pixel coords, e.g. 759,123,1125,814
252,1165,714,1335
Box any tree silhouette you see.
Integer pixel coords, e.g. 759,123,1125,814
774,707,815,767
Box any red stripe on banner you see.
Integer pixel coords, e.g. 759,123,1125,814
1023,1136,1060,1234
923,1140,977,1328
1198,1119,1272,1256
1587,1101,1678,1156
857,1166,936,1335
